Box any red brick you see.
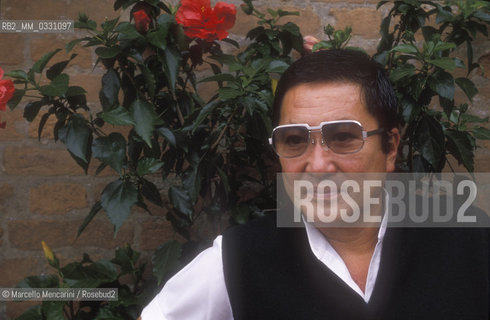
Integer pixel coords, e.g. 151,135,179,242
3,146,84,176
2,0,118,23
139,218,175,251
75,217,134,248
27,106,57,139
198,81,219,103
231,7,321,38
0,34,25,65
479,53,490,79
30,183,87,215
330,8,382,38
0,108,26,141
0,184,14,206
31,35,93,70
6,301,40,320
69,74,102,103
8,218,133,250
0,257,43,287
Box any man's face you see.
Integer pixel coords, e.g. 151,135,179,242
278,81,398,174
277,82,399,225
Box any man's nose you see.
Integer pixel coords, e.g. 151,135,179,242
305,135,337,173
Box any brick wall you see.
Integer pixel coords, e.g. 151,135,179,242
0,0,488,318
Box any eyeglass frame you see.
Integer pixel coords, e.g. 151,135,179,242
268,120,385,158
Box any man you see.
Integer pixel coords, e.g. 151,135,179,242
141,49,489,319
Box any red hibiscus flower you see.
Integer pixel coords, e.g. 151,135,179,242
176,0,236,41
0,67,15,112
133,9,151,34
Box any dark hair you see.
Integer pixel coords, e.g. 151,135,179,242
272,49,398,154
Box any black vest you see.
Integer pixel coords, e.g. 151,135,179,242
222,214,489,320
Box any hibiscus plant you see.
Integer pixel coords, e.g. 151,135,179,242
8,0,303,318
3,0,490,319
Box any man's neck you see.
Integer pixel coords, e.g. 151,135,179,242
317,224,381,293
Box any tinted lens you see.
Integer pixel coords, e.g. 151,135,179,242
273,126,309,158
322,122,364,154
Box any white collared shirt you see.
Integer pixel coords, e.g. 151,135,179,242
141,214,388,319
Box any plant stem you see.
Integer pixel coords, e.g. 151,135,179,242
210,106,240,151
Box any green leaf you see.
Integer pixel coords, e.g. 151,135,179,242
474,10,490,22
391,43,418,54
455,77,478,101
277,9,300,17
15,305,42,320
199,73,236,83
266,60,289,73
267,8,278,17
193,101,219,131
60,114,92,164
472,127,490,140
141,178,163,207
428,57,457,71
152,240,182,285
75,13,97,30
163,46,181,92
95,46,122,59
94,307,120,319
8,89,26,110
66,86,87,96
23,100,45,122
31,49,61,74
140,64,156,98
100,68,120,109
416,116,445,170
100,106,135,126
92,133,127,174
42,302,65,320
210,54,242,72
17,274,59,288
312,41,333,52
102,17,119,33
5,70,28,80
421,26,438,42
445,129,474,172
65,38,85,52
116,22,143,40
169,186,193,217
147,26,168,50
461,114,489,124
77,201,102,238
39,73,69,97
219,87,242,100
428,70,454,100
433,41,456,52
157,127,176,147
130,99,157,146
182,162,200,203
137,157,164,176
46,54,77,80
112,245,140,273
390,64,416,82
101,179,138,233
63,260,118,287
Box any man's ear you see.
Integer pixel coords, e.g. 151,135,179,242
386,127,400,173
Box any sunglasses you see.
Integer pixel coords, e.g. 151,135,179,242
269,120,384,158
